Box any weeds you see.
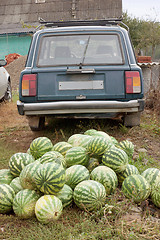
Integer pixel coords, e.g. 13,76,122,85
118,123,129,134
145,88,160,115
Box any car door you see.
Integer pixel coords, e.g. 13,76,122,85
0,67,8,100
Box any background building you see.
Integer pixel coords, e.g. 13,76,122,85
0,0,122,58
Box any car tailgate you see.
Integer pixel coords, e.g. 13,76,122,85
32,65,130,101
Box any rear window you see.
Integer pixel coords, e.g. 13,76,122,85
37,34,124,66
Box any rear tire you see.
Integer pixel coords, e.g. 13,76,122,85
123,112,141,127
27,116,45,131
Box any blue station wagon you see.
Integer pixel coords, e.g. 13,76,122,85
17,20,145,130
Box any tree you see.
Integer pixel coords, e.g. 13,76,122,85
122,12,160,60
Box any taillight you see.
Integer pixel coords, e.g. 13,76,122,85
22,74,37,96
125,71,141,94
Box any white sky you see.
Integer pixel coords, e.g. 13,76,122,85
122,0,160,22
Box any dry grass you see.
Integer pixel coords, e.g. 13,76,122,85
145,88,160,116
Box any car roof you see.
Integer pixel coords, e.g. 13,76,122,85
35,25,127,36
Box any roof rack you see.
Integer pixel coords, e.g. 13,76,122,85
38,18,123,28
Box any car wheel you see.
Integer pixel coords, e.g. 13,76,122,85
4,81,12,101
123,112,141,127
27,116,45,131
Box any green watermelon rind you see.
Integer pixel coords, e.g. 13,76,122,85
19,160,41,190
65,146,89,167
141,168,160,187
73,180,106,211
13,189,41,219
0,169,14,185
35,195,63,224
34,162,66,195
29,137,53,159
52,142,72,156
39,151,63,165
55,184,73,208
10,177,23,194
122,174,151,203
117,164,139,184
0,184,15,214
151,180,160,208
68,134,92,148
90,165,118,195
65,165,90,189
8,153,35,177
102,147,128,173
87,136,113,156
116,140,134,159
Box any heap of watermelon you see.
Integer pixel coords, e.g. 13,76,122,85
0,130,159,225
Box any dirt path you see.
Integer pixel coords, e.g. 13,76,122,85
0,101,28,131
0,101,41,151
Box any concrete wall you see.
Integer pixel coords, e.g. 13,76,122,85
141,65,160,94
0,0,122,34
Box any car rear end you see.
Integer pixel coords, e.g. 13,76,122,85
17,21,144,130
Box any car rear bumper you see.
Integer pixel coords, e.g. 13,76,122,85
17,99,145,117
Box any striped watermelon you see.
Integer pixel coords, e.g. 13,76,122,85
141,168,160,187
68,134,92,148
88,130,111,141
0,169,14,184
73,180,106,211
122,174,151,203
102,147,128,173
8,153,35,177
0,184,15,213
116,140,134,159
151,180,160,208
110,136,118,145
84,129,98,136
40,151,66,168
29,137,53,159
65,147,89,167
87,136,113,156
34,162,65,195
86,157,99,172
26,148,35,158
77,135,93,148
90,166,118,195
13,189,41,219
67,134,85,146
52,142,72,156
10,177,23,194
55,184,73,208
35,195,63,224
65,165,90,189
19,160,41,190
39,151,62,165
52,151,66,168
117,164,139,184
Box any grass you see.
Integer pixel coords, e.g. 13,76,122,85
129,152,160,173
0,110,160,240
11,90,19,103
0,190,159,240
